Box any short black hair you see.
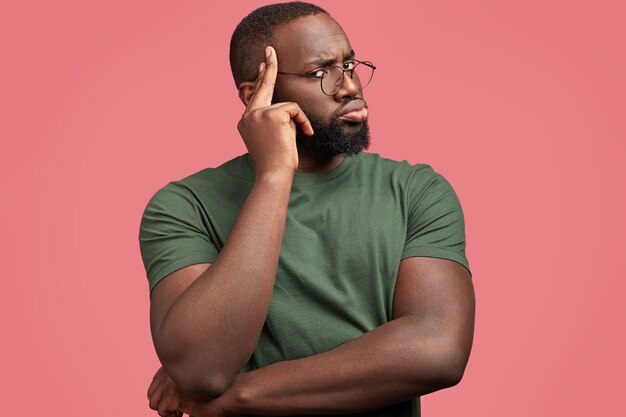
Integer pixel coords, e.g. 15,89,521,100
229,1,328,87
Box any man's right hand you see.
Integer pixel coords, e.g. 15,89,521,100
149,49,311,400
236,46,314,177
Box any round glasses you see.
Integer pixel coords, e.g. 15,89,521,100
277,59,376,96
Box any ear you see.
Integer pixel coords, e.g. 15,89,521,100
237,81,257,107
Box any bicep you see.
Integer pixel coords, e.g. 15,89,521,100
150,262,212,338
393,257,475,363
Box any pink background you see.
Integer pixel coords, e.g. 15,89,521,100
1,0,624,415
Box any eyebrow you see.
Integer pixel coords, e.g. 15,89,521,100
305,49,356,68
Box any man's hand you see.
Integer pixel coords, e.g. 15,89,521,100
147,367,226,417
237,45,314,176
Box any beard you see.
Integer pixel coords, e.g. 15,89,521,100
271,91,371,159
295,113,371,159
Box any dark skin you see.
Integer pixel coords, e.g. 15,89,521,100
147,14,475,417
239,13,364,173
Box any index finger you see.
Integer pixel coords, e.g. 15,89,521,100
147,367,164,399
247,46,278,111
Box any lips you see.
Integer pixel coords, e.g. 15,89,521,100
338,99,369,123
338,99,367,117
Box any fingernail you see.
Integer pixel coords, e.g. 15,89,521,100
266,46,271,58
259,62,265,72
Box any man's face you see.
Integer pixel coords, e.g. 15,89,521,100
271,14,370,158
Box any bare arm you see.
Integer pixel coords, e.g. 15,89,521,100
150,46,314,400
151,173,292,399
202,257,476,415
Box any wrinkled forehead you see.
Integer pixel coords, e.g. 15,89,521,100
271,14,353,72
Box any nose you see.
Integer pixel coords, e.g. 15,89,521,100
334,70,361,100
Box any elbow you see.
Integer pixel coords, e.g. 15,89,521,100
176,376,229,400
434,350,471,388
156,346,233,400
440,361,467,387
166,364,232,400
154,336,234,399
408,344,470,391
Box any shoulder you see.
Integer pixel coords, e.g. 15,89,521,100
355,152,442,188
356,153,463,220
143,153,253,207
175,153,254,190
356,152,432,173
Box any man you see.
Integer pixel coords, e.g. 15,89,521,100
140,2,475,417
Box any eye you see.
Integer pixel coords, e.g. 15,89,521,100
307,69,326,79
343,61,356,70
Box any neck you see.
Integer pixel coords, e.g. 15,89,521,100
295,150,345,174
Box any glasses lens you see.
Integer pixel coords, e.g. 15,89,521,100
355,62,374,90
321,66,343,95
320,63,375,95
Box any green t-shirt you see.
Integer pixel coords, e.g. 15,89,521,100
139,152,470,417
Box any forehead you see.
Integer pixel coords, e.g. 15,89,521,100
272,14,353,70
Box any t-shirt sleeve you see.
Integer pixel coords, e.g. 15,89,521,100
401,167,471,276
139,182,219,294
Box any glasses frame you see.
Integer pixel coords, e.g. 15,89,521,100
277,59,376,96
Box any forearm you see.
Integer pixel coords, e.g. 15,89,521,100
220,316,463,415
156,172,294,395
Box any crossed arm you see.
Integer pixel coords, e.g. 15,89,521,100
148,256,475,416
